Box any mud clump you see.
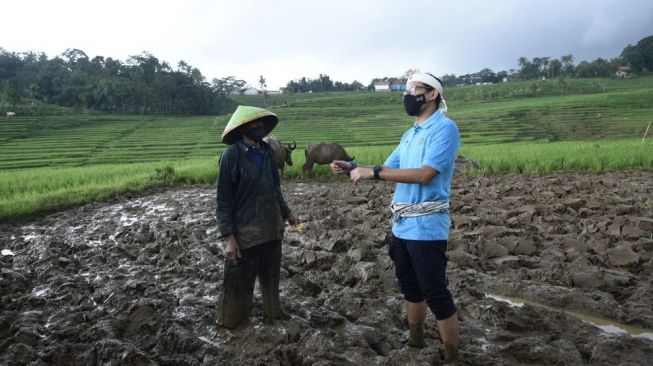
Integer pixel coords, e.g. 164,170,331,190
1,171,652,365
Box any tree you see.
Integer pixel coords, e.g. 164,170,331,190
62,48,89,65
540,57,550,78
3,78,21,104
212,76,246,95
177,60,192,74
518,57,538,80
0,47,240,115
350,80,365,91
561,54,575,76
638,35,653,71
259,75,268,106
318,74,333,93
440,74,457,87
621,36,653,72
127,52,161,84
478,68,496,83
548,59,562,78
574,61,593,77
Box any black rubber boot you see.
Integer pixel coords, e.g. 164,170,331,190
408,323,426,348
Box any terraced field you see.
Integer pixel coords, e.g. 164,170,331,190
0,76,651,171
1,76,652,220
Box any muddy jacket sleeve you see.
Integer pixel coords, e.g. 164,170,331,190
216,147,237,237
271,149,292,219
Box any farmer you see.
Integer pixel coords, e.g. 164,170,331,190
216,105,300,328
330,72,461,362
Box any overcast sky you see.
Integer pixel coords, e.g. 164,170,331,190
2,0,652,89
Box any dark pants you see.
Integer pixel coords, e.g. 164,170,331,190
389,235,456,320
218,240,282,328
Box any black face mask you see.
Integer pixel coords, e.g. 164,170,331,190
403,94,426,116
244,125,267,141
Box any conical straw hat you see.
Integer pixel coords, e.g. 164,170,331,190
221,105,278,145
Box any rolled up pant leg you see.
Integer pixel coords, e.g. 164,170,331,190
257,240,283,320
218,246,258,329
389,235,425,303
390,235,456,320
407,240,457,321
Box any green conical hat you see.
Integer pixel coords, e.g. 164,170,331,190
221,105,278,145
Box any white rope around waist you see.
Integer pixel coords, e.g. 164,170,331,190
390,200,449,223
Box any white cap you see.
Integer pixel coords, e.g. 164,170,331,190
408,72,448,112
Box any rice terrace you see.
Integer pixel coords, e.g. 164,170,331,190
2,58,653,364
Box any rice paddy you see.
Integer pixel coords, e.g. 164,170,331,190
1,76,652,220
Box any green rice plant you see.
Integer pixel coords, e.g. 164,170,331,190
149,165,176,184
0,159,217,221
1,139,651,220
459,139,653,174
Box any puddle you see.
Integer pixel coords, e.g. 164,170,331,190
486,293,653,341
1,249,15,256
23,233,40,241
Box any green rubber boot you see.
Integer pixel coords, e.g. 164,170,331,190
443,343,459,364
408,323,426,348
259,241,285,322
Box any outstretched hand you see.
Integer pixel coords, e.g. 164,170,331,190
349,166,373,183
330,160,352,175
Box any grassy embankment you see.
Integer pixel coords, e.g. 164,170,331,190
1,76,652,220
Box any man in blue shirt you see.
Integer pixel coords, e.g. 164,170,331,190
331,72,461,363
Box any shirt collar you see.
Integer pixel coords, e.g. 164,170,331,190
237,139,268,151
413,110,443,130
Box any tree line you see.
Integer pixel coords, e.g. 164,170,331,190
1,35,651,113
0,48,243,115
284,35,652,91
283,74,367,93
438,35,652,87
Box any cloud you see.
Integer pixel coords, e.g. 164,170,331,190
1,0,652,89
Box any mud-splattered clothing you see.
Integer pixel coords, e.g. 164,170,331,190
217,239,282,328
216,140,291,250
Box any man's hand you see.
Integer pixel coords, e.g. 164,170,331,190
330,160,352,175
225,235,241,265
287,212,300,226
350,166,373,183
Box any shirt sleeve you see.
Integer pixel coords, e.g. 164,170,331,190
423,122,460,174
384,144,401,168
216,147,237,237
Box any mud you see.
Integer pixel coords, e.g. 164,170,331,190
1,171,652,365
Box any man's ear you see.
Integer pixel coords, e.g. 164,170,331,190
429,90,439,102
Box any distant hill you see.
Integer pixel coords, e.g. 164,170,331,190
0,75,652,170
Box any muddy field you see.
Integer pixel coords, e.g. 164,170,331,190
1,171,652,365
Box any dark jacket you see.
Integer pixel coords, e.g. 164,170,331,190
216,140,291,250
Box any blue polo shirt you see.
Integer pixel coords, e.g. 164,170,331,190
384,110,460,241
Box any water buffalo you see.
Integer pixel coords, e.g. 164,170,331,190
303,142,354,174
264,136,296,176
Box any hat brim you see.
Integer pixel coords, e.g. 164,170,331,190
222,114,278,145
